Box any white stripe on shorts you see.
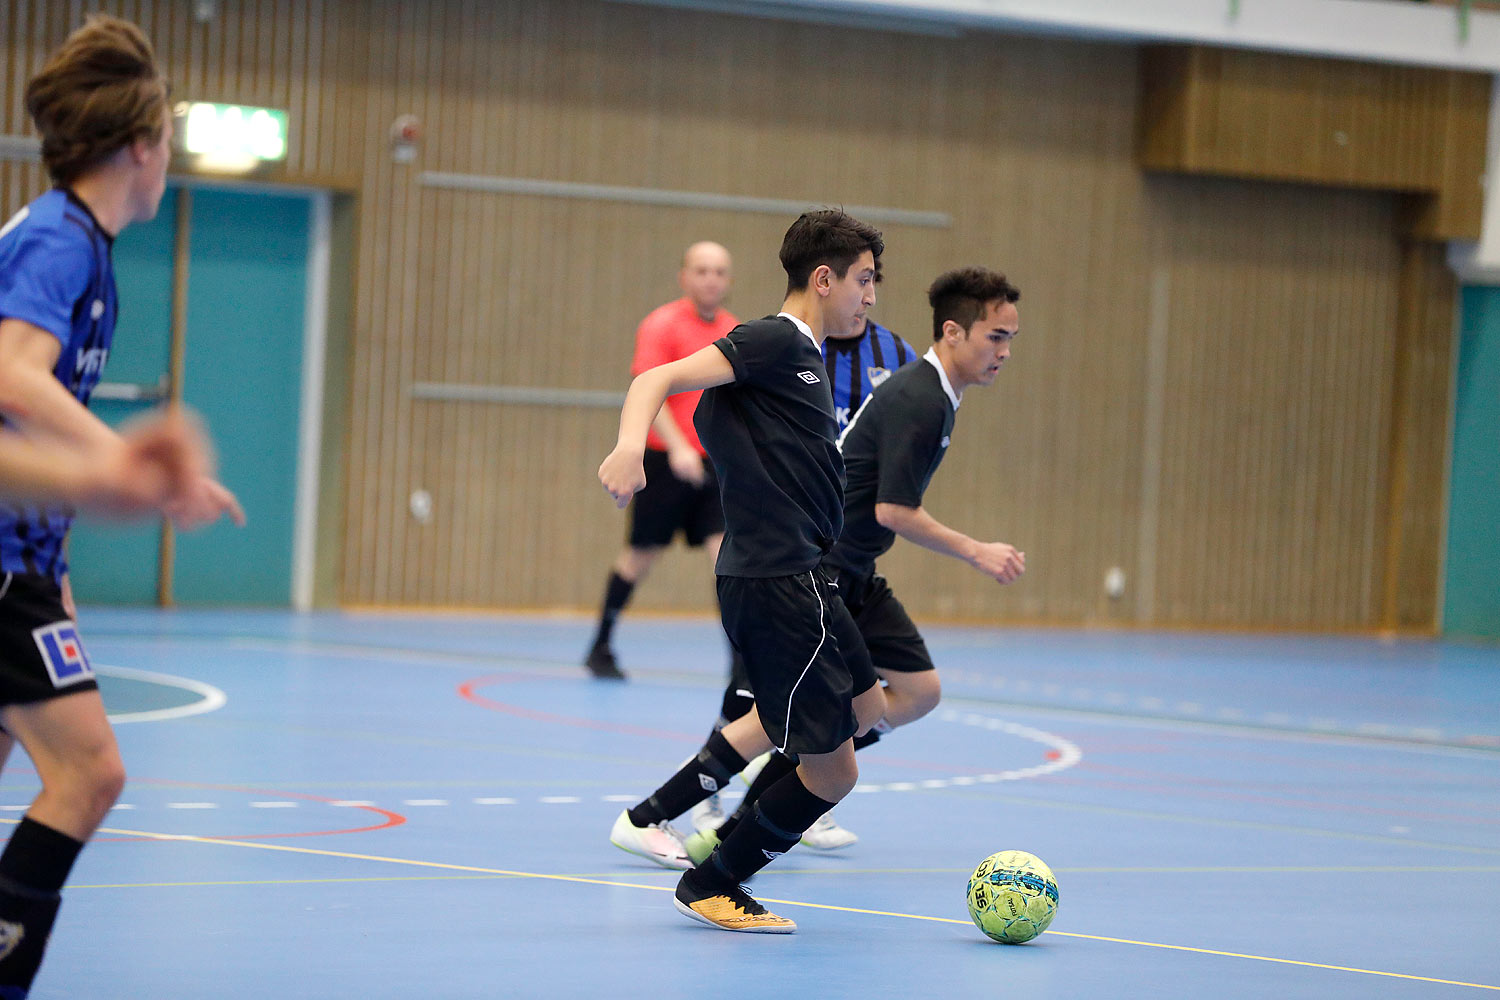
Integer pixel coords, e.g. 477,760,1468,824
778,571,827,756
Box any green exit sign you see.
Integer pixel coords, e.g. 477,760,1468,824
176,102,288,171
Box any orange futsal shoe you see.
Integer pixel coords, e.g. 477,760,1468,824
673,869,796,934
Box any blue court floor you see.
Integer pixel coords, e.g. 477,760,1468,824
8,610,1498,999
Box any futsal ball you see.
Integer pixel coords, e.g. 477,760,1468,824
966,850,1059,944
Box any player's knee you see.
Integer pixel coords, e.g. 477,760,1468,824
852,682,888,736
911,673,942,719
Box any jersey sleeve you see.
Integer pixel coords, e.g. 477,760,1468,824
629,311,675,376
713,321,792,385
0,226,92,345
872,392,947,509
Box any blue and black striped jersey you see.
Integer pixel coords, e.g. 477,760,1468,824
0,188,118,582
821,319,919,431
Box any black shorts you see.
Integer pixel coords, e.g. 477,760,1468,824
718,571,877,757
828,568,934,674
628,448,725,549
0,572,99,707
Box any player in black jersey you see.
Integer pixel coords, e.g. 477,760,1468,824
685,266,1027,862
599,210,885,933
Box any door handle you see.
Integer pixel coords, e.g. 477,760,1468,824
91,374,170,403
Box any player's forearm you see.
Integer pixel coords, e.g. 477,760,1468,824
0,435,94,505
0,362,118,452
615,367,676,454
650,405,693,453
876,503,979,564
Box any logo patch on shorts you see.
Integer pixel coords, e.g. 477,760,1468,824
31,621,93,688
796,370,821,384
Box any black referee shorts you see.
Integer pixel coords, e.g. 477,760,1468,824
828,568,935,675
628,448,725,549
0,571,99,708
718,570,878,757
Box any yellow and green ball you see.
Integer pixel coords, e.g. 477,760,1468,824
966,850,1059,944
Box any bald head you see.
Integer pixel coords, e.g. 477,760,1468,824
680,241,732,319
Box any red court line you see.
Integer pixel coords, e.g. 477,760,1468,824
457,673,699,742
94,778,406,842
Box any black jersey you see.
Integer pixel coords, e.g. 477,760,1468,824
695,314,844,577
823,350,958,581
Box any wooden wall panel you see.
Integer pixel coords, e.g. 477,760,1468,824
1,1,1458,630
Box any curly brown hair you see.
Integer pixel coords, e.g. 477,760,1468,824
24,15,168,185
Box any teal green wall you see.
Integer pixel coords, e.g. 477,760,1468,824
173,188,309,605
1445,285,1500,638
70,185,310,607
68,190,175,605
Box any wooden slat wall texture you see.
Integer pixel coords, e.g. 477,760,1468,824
1139,45,1491,241
0,0,1459,629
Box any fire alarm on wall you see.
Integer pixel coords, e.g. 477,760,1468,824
390,114,422,164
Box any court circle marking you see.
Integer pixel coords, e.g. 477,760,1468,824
459,674,1082,790
96,663,227,724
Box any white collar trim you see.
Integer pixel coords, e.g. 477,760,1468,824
924,347,962,410
778,312,818,347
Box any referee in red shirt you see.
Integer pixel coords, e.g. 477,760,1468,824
585,242,738,680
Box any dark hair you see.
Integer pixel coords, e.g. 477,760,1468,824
927,267,1020,341
779,209,884,295
25,15,168,185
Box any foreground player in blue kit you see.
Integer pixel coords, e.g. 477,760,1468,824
0,17,243,996
601,210,887,932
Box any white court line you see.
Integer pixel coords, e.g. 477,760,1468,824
96,664,227,725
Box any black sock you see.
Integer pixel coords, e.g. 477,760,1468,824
590,571,635,650
853,729,881,751
713,751,797,842
0,819,82,895
703,771,835,888
627,731,748,827
0,818,84,997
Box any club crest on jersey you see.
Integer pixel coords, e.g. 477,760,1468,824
32,621,93,688
867,366,891,387
796,370,821,385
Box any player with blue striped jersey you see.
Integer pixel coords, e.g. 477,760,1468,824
0,17,241,997
822,316,920,432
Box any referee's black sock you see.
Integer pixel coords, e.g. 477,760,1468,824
0,818,85,998
627,731,748,828
590,571,635,651
713,750,796,842
701,772,835,889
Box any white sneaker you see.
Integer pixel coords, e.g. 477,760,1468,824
800,812,858,850
610,810,692,870
689,792,725,833
740,751,772,786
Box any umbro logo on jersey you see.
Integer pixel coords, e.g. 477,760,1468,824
796,371,821,385
0,920,23,962
698,774,719,792
868,367,891,387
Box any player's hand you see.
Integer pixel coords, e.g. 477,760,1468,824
165,475,246,530
666,444,706,487
970,542,1025,584
599,447,647,509
82,409,211,517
